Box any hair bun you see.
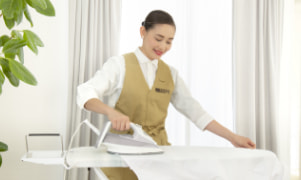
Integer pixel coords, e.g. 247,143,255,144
143,10,175,31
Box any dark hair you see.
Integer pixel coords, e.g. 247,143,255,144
142,10,176,31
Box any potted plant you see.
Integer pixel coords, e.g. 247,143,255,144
0,0,55,167
0,0,55,94
0,142,8,167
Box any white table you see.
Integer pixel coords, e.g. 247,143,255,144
22,146,285,180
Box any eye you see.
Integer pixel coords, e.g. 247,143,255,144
155,38,163,42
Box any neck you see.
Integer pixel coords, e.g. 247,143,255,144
139,47,155,61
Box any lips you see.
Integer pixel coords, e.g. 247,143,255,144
154,49,163,56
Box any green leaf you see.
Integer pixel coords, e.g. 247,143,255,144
0,0,14,18
26,0,47,10
0,0,11,10
0,69,4,94
1,0,26,28
0,57,5,65
15,0,26,24
23,30,44,54
0,154,2,167
0,35,10,47
3,15,15,29
17,47,24,63
4,53,16,60
0,142,8,152
2,39,27,54
11,30,23,39
24,6,34,27
8,58,37,85
26,0,55,16
0,69,5,85
14,9,24,25
0,58,20,86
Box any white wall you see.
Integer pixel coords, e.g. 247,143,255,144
0,0,68,179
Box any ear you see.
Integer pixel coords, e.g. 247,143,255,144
140,26,146,38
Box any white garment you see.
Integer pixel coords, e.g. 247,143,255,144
77,48,213,130
121,146,285,180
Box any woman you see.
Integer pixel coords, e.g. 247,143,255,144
77,10,255,180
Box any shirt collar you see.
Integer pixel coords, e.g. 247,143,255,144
134,48,158,67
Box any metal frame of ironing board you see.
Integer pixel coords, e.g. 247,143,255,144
22,147,128,180
22,120,129,180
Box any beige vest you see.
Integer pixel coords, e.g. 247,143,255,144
114,53,174,145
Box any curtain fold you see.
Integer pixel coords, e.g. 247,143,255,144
233,0,290,176
66,0,121,179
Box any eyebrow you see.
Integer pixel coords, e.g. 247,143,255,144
155,34,174,40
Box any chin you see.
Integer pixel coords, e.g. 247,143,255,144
154,53,163,59
149,55,159,60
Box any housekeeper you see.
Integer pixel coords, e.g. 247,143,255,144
77,9,256,180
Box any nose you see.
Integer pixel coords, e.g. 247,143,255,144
158,41,167,52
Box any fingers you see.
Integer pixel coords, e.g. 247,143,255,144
125,121,131,130
241,137,256,149
242,138,256,149
232,135,256,149
115,118,130,131
111,117,130,131
247,139,256,149
108,110,130,131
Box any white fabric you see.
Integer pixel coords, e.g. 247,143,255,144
67,0,121,180
77,48,214,131
122,146,284,180
22,147,285,180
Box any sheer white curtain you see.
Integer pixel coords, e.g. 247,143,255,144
233,0,297,178
120,0,233,147
233,0,283,150
66,0,121,180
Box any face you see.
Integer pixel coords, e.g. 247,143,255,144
140,24,175,60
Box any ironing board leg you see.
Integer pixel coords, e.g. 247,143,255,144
93,168,110,180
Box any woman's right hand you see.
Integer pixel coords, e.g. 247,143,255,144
83,98,131,131
107,109,130,131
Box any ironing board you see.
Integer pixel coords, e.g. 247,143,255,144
21,120,285,180
21,146,126,180
22,146,285,180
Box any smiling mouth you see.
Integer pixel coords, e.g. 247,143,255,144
154,50,163,56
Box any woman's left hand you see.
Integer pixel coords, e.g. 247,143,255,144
231,134,256,149
205,120,256,149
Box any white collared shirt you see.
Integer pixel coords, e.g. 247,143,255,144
77,48,213,130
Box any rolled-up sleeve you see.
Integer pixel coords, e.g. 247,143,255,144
77,56,122,109
170,69,214,130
